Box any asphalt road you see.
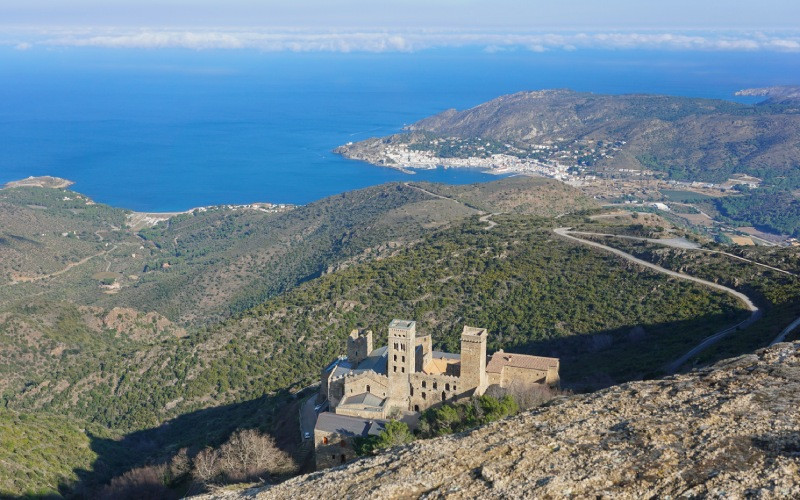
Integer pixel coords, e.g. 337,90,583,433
554,227,761,374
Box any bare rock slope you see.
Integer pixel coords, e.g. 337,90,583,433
208,341,800,499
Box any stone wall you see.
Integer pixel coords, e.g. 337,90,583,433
408,373,461,412
313,430,359,470
343,372,389,399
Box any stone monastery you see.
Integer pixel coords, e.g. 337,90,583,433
313,319,559,468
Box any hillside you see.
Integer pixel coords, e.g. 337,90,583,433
341,89,800,186
1,177,796,497
0,409,117,498
204,341,800,499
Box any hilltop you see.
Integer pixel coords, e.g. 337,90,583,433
202,341,800,499
335,89,800,238
338,89,800,185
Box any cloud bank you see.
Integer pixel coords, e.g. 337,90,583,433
5,29,800,53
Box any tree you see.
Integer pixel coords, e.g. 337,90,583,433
217,429,296,483
192,447,220,485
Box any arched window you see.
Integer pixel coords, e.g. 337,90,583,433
323,437,329,444
393,354,397,361
401,367,405,373
393,366,397,373
366,385,371,393
422,392,426,400
401,355,405,363
453,385,457,392
414,405,420,412
422,381,426,388
442,391,446,401
433,381,438,389
446,383,450,391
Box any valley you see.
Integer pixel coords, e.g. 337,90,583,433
1,175,798,497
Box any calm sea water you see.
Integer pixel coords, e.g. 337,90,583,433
1,48,798,211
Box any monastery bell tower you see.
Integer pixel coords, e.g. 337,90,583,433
387,319,415,408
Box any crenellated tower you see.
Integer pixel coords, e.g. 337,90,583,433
459,326,487,393
347,328,373,365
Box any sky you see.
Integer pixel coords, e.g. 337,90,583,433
2,0,800,30
1,0,800,52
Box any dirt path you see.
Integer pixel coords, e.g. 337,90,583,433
404,182,497,230
479,213,498,230
553,227,761,373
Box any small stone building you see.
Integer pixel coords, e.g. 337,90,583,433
313,412,385,470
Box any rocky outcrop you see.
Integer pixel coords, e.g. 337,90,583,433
205,341,800,499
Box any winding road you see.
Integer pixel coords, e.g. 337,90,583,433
553,227,762,373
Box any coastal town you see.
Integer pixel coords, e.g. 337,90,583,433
336,134,795,246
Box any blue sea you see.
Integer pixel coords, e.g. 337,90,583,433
1,48,798,211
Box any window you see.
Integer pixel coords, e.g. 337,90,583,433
401,367,405,373
410,386,414,396
446,383,450,391
414,405,420,412
341,454,346,463
422,392,426,400
323,437,329,445
393,354,397,361
366,385,371,393
422,381,426,388
393,366,396,373
442,391,446,401
401,355,405,363
433,382,438,389
453,385,457,391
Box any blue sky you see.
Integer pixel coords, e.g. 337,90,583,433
2,1,800,52
2,0,800,29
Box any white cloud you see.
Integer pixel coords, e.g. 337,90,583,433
14,42,32,50
6,28,800,53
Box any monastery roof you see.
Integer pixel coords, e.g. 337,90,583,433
315,412,386,437
423,352,461,375
325,358,354,379
433,351,460,360
341,392,385,408
389,319,415,330
486,351,559,374
354,346,388,375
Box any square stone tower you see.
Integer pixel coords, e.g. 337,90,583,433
459,326,487,392
347,328,373,365
387,319,416,408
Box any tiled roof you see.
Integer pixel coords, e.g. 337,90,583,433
486,351,559,373
432,350,460,360
315,412,386,436
341,392,385,408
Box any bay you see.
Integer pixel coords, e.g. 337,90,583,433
0,47,797,211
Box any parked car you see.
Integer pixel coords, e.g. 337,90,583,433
304,432,312,440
